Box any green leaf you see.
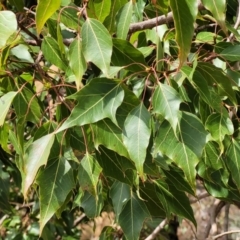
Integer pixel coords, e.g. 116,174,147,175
197,62,237,105
152,83,182,132
179,112,209,158
10,44,34,63
78,153,102,197
110,181,131,220
36,0,61,35
119,194,150,240
96,147,135,185
155,121,198,190
104,0,127,33
155,180,196,226
116,1,133,40
22,134,55,198
0,91,17,127
0,11,17,49
82,18,112,76
202,0,227,34
123,103,151,178
225,139,240,190
57,78,124,132
205,113,234,142
42,36,68,71
94,0,111,23
69,38,87,90
112,38,147,72
169,0,198,67
91,119,129,159
37,157,75,234
219,45,240,62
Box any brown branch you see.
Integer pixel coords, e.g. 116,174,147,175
190,191,210,204
145,218,167,240
223,203,230,240
128,1,205,34
212,230,240,240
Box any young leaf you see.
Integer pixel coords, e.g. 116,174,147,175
37,157,75,234
36,0,61,35
202,0,227,34
22,134,55,198
0,91,17,127
152,83,182,132
78,153,102,197
0,11,17,48
42,36,68,71
116,1,133,40
57,78,124,132
119,194,150,240
123,103,151,179
69,38,87,90
169,0,198,67
82,18,112,76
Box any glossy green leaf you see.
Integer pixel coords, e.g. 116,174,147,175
179,112,208,158
202,0,227,34
119,194,150,240
82,18,112,76
0,11,17,48
78,153,102,197
96,147,135,185
225,139,240,190
220,45,240,62
104,0,127,33
123,103,151,178
37,157,75,234
205,113,234,142
94,0,111,22
197,62,237,105
42,36,67,71
155,180,196,226
36,0,61,35
155,121,198,190
169,0,198,67
116,1,133,40
91,119,129,159
57,78,124,132
0,91,17,127
69,38,87,90
112,38,147,72
110,181,131,220
152,83,182,132
22,134,55,198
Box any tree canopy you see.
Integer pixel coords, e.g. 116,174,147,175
1,0,240,239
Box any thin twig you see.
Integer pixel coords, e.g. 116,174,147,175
211,230,240,239
228,0,240,41
190,191,210,204
145,218,167,240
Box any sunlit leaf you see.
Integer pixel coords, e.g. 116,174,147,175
123,103,151,178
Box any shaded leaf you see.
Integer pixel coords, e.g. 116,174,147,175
82,18,112,76
123,103,151,178
36,0,61,35
57,78,124,132
11,44,34,63
0,91,17,127
22,134,55,198
37,157,75,234
119,194,150,240
91,119,129,158
220,45,240,62
78,153,102,197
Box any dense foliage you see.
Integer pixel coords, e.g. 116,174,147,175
1,0,240,239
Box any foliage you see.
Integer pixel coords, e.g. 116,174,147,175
1,0,240,239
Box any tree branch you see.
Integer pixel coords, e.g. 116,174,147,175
128,1,205,34
212,230,240,240
145,218,167,240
